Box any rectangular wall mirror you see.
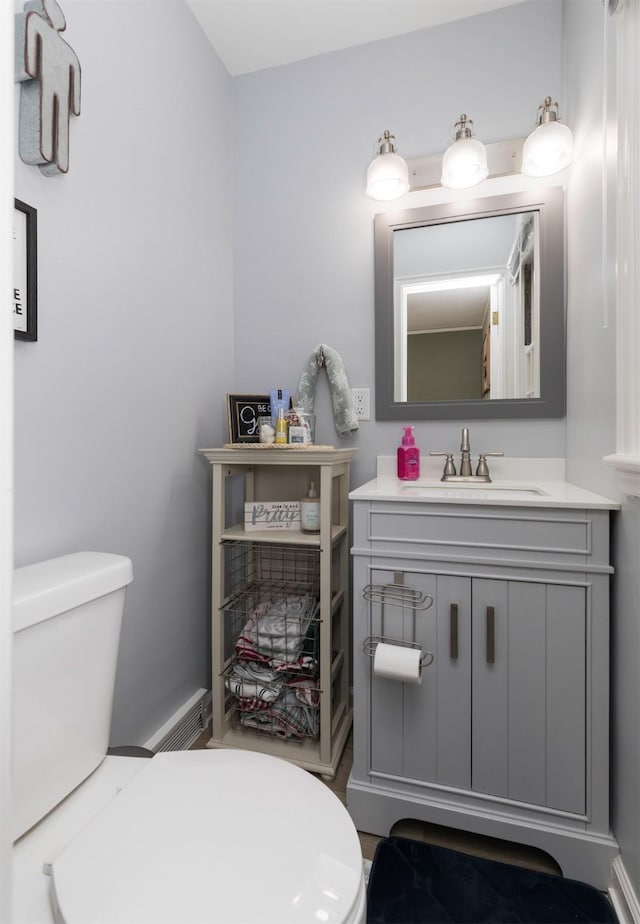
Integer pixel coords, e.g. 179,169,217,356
374,187,566,420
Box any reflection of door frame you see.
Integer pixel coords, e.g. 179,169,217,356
394,268,504,402
506,213,539,399
523,226,540,398
482,326,491,396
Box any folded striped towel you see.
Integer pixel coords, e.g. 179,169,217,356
239,689,319,739
235,596,317,667
224,661,284,703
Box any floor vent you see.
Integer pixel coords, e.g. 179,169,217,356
154,690,212,753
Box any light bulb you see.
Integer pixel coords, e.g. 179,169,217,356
366,131,410,201
522,120,574,177
522,97,574,177
440,115,488,190
441,137,489,189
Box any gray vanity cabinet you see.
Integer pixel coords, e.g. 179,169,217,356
368,570,472,790
362,568,586,813
471,579,586,814
348,498,617,888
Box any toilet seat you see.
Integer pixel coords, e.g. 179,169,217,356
49,749,366,924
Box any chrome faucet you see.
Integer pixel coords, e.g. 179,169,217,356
459,427,472,476
430,428,504,482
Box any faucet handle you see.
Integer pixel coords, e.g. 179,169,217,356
476,451,504,479
430,451,457,478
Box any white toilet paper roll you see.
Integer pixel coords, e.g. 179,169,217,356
373,642,423,684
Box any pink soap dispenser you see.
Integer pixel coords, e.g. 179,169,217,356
397,426,420,481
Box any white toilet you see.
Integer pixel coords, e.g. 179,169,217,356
12,552,366,924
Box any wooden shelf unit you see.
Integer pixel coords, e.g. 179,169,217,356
200,447,356,778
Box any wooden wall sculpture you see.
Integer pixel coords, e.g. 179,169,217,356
15,0,81,176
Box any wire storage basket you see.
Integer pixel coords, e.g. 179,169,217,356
221,540,319,602
222,542,321,741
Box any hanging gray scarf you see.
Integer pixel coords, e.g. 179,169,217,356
295,344,359,438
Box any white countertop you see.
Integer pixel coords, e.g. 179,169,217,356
349,458,619,510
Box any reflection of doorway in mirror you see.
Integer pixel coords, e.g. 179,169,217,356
507,214,539,399
482,326,491,397
396,270,503,402
392,210,541,404
522,256,539,398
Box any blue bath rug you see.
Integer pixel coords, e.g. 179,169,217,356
366,836,618,924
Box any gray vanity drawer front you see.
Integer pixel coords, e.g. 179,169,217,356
355,503,610,568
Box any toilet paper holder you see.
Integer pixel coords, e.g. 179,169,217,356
362,635,434,668
361,579,434,668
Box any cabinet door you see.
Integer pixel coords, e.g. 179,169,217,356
472,579,586,814
370,570,471,789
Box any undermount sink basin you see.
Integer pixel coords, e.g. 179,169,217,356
400,482,548,499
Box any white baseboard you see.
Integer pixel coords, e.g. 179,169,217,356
609,856,640,924
143,688,210,751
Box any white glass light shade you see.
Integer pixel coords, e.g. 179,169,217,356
440,136,489,189
366,151,410,201
521,119,574,177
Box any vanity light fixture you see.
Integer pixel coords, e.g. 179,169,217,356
365,130,410,201
440,114,489,189
521,96,574,177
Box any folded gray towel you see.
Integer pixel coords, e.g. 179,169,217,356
295,344,359,437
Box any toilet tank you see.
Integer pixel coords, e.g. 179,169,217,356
12,552,133,841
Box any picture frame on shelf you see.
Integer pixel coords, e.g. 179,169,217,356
227,394,272,443
13,198,38,342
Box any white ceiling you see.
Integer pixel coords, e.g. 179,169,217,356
408,287,491,333
185,0,526,76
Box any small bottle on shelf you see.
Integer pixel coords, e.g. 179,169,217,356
300,481,320,533
274,407,287,445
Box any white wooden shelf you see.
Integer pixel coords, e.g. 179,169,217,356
200,447,356,779
220,522,347,546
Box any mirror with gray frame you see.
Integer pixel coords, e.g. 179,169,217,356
374,187,565,420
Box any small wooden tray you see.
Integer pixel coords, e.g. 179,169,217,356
223,443,335,450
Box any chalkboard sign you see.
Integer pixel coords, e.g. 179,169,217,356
227,394,272,443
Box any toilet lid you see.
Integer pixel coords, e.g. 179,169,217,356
50,749,364,924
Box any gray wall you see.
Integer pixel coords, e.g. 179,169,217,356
232,1,566,492
564,0,640,896
13,1,234,745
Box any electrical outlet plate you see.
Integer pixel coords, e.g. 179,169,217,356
352,388,370,421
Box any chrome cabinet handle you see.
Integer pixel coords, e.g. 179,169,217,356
486,606,495,664
450,603,459,660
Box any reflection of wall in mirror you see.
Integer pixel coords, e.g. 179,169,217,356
407,329,483,401
394,215,519,278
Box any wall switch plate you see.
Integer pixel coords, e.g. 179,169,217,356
352,388,370,420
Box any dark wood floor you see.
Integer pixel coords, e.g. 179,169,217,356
190,724,561,874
